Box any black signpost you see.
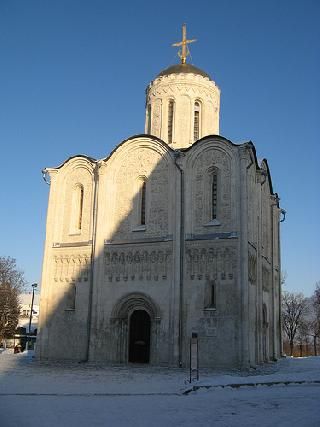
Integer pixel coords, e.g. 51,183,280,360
189,332,199,383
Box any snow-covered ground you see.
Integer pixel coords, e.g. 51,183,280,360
0,350,320,426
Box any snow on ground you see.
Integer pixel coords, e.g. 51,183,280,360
0,351,320,427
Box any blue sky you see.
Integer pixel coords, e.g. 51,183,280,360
0,0,319,296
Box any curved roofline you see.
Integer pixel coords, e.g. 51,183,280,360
156,63,211,80
179,134,249,152
44,136,173,171
246,143,274,194
259,158,274,194
100,134,175,163
44,134,275,197
49,154,97,170
180,135,275,195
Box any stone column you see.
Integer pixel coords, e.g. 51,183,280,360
239,147,250,368
36,169,58,360
256,170,265,364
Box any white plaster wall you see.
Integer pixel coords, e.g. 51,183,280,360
88,137,180,365
145,73,220,148
36,158,95,361
37,135,281,368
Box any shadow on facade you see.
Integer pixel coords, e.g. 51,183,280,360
37,135,182,366
35,134,281,368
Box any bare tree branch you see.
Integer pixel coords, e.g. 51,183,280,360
282,291,308,356
0,257,27,340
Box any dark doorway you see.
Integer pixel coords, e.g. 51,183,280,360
128,310,151,363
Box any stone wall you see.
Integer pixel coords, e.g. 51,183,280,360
145,73,220,148
37,135,281,368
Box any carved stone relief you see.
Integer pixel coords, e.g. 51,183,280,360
62,166,93,242
192,150,231,233
248,252,257,285
152,99,162,137
262,266,271,292
104,246,172,282
185,245,236,281
198,317,217,337
261,186,271,260
146,73,221,148
113,148,169,240
53,254,91,283
247,167,258,247
150,84,217,102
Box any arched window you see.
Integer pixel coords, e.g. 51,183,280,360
211,170,218,220
71,184,84,233
78,185,84,230
147,104,152,134
204,167,221,226
194,101,201,141
263,304,268,327
66,283,76,310
204,280,216,309
167,99,174,144
210,282,216,307
140,181,146,226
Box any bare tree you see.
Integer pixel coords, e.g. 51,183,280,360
314,282,320,313
309,282,320,355
282,291,308,356
0,257,26,342
281,271,287,287
296,317,310,357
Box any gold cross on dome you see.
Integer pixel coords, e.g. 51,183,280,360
172,24,197,64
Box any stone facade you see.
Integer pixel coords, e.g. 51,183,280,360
145,70,220,147
37,60,282,368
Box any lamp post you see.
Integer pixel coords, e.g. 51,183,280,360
27,283,38,350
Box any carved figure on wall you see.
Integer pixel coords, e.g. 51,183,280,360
185,246,236,281
192,150,231,231
248,252,257,285
104,248,172,282
53,254,90,283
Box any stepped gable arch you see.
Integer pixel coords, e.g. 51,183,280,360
45,154,96,173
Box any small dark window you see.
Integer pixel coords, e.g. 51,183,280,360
210,283,215,307
168,100,174,144
194,101,200,141
72,184,84,233
140,181,146,225
66,284,76,310
205,280,216,309
263,304,268,327
78,186,84,230
211,172,218,220
147,104,152,134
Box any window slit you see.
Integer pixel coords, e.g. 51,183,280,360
147,104,152,134
194,101,200,141
211,283,215,307
66,283,76,310
140,181,146,225
78,186,84,230
168,100,174,144
212,172,218,220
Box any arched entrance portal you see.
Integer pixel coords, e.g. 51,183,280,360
129,310,151,363
111,292,160,364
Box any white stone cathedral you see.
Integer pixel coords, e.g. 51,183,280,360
37,27,283,368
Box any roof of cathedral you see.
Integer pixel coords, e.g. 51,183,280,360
157,63,211,79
